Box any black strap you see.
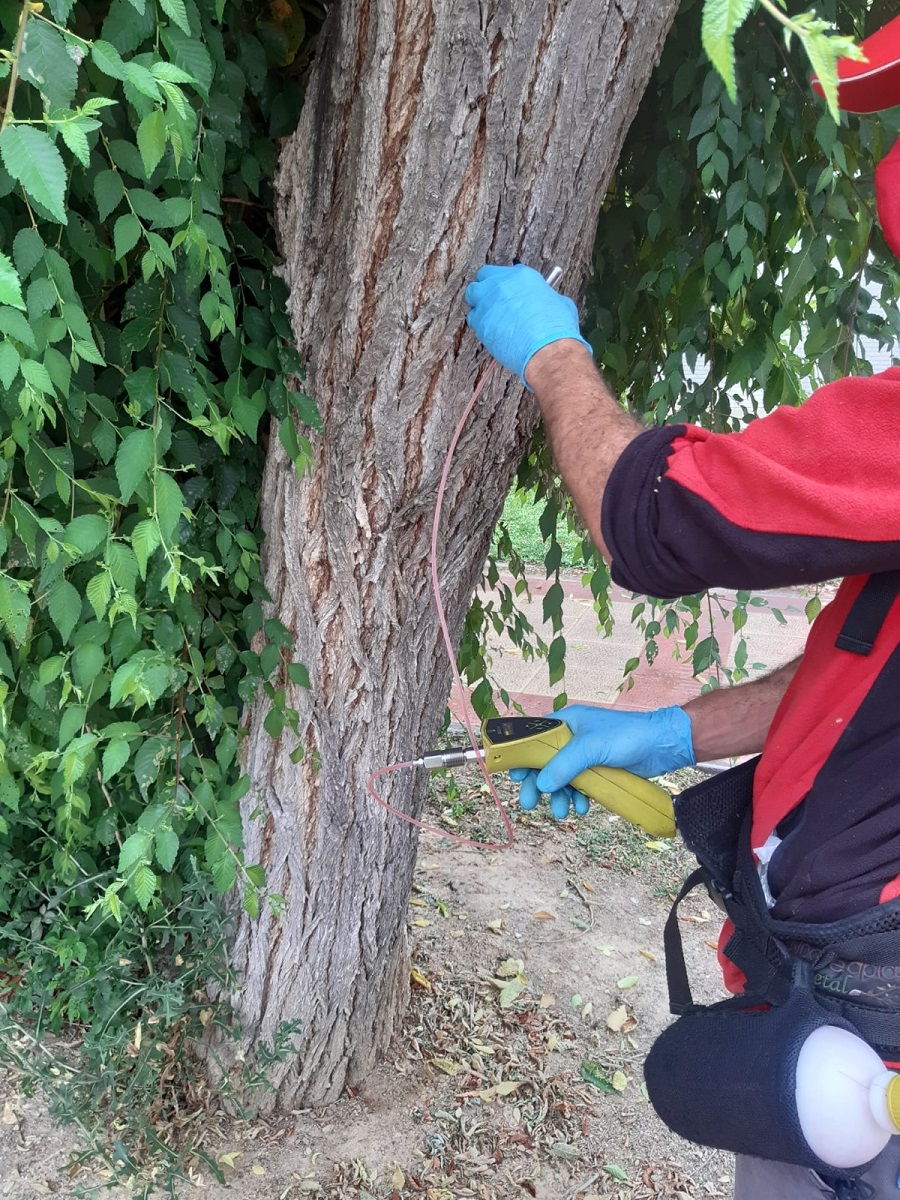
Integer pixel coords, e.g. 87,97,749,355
835,570,900,656
663,867,706,1015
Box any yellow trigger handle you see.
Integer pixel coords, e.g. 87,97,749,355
480,716,676,838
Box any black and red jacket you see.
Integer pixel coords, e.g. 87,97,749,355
601,367,900,986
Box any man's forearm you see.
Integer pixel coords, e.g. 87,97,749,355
525,341,642,560
683,656,802,762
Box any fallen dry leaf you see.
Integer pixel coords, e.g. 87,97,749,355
606,1005,629,1032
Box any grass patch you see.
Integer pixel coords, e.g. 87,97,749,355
495,489,583,568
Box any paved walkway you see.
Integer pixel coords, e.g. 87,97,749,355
449,574,828,731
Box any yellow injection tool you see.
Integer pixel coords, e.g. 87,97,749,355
414,715,675,838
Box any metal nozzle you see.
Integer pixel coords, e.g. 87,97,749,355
544,265,564,289
413,748,481,770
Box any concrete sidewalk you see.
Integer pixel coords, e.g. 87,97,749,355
449,574,828,726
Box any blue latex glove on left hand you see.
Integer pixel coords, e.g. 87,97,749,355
464,264,592,387
510,704,695,820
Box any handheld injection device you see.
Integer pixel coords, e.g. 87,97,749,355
413,716,675,838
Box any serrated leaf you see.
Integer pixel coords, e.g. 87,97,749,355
0,125,67,224
136,108,167,177
59,119,93,168
287,662,309,687
155,828,179,872
0,577,31,646
123,61,161,101
94,169,125,222
116,428,154,503
580,1060,615,1093
86,572,112,621
47,578,81,644
92,39,128,81
131,518,161,578
159,0,191,34
231,388,266,442
12,228,44,279
113,213,142,261
20,19,78,112
0,307,37,348
132,863,157,909
133,736,164,797
102,737,131,782
0,343,19,390
118,829,151,872
64,514,108,559
160,27,213,96
155,475,183,543
701,0,754,101
212,852,237,894
72,641,104,689
0,252,24,311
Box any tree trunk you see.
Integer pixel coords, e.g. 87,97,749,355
224,0,679,1110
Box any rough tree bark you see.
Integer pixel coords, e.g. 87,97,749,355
224,0,679,1109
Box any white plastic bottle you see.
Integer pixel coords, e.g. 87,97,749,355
794,1025,900,1169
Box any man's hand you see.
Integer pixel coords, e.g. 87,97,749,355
464,264,592,386
512,704,695,820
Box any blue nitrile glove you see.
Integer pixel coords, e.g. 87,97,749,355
511,704,695,820
464,264,592,387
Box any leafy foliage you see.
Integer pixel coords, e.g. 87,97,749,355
469,0,899,701
0,0,317,1023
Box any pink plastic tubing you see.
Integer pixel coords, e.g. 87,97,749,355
366,360,516,850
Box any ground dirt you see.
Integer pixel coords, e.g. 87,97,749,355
0,771,735,1200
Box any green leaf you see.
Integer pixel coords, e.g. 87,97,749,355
160,26,213,96
64,514,108,559
159,0,192,35
0,306,37,348
134,736,164,797
212,852,237,894
20,19,78,112
0,252,24,311
701,0,753,102
136,109,167,177
231,388,266,442
132,863,158,909
580,1060,615,1093
115,428,154,503
47,0,76,20
287,661,309,687
0,125,68,224
119,829,151,873
113,213,142,261
102,737,131,782
48,578,82,644
12,228,44,278
0,576,30,645
131,518,160,577
91,39,128,82
59,119,95,168
86,572,112,621
0,342,19,390
72,641,104,689
94,168,125,221
155,473,184,541
155,828,179,872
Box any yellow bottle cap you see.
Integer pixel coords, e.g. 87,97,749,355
885,1074,900,1131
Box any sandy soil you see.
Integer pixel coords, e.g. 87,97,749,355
0,777,735,1200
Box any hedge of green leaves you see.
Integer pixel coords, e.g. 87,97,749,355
0,0,317,1027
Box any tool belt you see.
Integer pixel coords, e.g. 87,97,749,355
667,755,900,1059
